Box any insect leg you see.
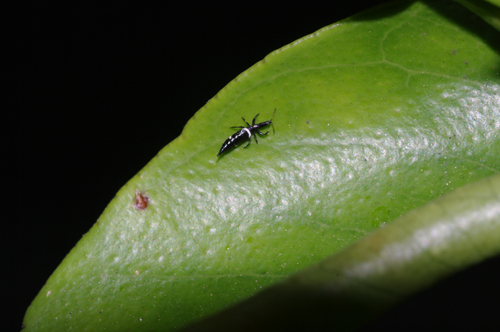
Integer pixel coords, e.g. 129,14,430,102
252,113,260,125
230,126,245,129
257,130,269,136
241,117,251,127
253,133,259,144
244,136,252,148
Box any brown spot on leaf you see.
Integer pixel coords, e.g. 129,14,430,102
134,190,149,210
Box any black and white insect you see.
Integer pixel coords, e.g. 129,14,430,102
217,108,276,157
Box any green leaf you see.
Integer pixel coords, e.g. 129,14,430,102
181,173,500,331
23,1,499,331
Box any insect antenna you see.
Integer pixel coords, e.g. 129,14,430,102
270,108,276,134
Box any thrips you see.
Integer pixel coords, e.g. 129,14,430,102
217,108,276,157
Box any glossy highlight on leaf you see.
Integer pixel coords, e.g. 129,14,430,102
182,174,500,331
23,1,500,331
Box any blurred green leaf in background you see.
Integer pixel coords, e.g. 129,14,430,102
23,0,499,331
454,0,500,31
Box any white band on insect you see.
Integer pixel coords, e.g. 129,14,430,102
242,127,251,138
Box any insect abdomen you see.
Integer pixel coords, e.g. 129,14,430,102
217,129,250,156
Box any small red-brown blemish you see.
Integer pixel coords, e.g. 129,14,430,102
134,190,149,210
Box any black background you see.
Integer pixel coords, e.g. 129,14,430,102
17,1,499,330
